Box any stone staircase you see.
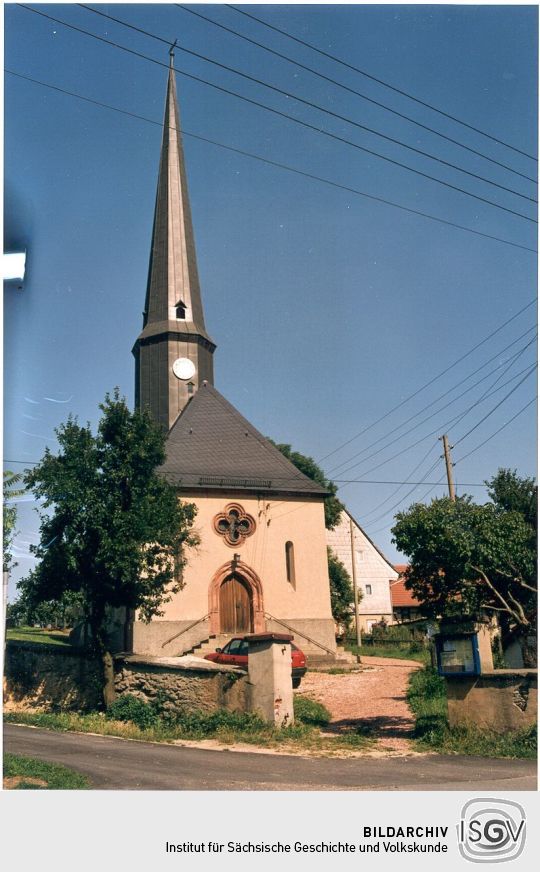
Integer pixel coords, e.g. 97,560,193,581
182,634,232,659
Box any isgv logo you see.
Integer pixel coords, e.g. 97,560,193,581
458,799,526,863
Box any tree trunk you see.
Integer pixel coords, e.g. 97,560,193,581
101,648,116,708
90,615,117,709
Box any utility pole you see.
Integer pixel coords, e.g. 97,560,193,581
439,434,456,501
349,515,362,663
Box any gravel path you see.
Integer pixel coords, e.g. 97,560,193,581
297,656,422,753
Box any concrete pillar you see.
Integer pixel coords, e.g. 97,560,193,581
246,632,294,727
476,622,494,673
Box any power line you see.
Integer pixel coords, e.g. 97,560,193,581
7,69,536,256
317,298,536,464
18,5,537,224
343,331,535,513
79,4,536,205
334,361,538,481
453,365,537,446
455,396,537,464
227,4,538,163
327,332,537,476
439,331,537,435
357,457,442,528
176,4,537,186
365,474,448,537
0,458,488,486
354,441,440,521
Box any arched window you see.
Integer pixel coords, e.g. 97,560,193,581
285,541,296,588
176,301,187,319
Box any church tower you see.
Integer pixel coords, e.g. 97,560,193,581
132,52,216,431
129,57,337,664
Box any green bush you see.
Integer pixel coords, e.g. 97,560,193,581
106,694,159,729
172,708,267,737
294,695,331,727
408,665,446,701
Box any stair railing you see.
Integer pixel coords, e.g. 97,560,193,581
264,612,335,657
161,613,210,649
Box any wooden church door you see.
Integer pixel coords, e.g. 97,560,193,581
219,574,253,634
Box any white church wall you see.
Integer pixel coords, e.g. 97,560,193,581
134,491,337,656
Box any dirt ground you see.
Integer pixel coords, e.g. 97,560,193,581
297,656,422,753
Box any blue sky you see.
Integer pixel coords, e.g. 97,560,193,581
4,3,538,593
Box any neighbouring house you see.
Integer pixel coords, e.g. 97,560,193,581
127,56,337,663
390,566,424,623
326,509,398,632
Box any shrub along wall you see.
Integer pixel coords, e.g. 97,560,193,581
4,641,248,714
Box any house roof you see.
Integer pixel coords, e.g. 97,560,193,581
390,577,421,608
158,381,327,497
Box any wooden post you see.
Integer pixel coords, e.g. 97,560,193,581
349,516,362,663
440,434,456,501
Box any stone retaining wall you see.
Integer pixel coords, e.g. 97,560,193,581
4,641,102,711
115,654,248,714
4,641,248,715
446,669,537,733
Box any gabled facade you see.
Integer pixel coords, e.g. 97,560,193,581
129,58,337,660
326,509,398,631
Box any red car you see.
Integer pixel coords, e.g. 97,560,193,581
205,637,307,688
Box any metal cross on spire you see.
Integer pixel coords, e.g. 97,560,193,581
169,39,178,68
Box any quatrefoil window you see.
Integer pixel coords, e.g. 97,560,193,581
213,503,256,547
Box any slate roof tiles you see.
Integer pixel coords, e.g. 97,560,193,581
159,382,327,497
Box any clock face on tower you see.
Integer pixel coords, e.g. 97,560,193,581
172,357,196,380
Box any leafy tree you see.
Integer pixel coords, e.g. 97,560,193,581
392,478,537,665
486,468,537,530
3,471,25,572
269,441,343,529
327,548,355,629
22,391,198,706
8,587,84,629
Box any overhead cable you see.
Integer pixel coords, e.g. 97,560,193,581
317,298,536,464
455,396,537,464
176,5,536,185
327,332,537,475
18,6,537,223
7,69,536,256
227,4,538,163
79,4,536,204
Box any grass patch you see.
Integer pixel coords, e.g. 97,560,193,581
347,642,431,663
3,753,90,789
4,694,373,753
407,666,537,759
6,627,73,647
294,695,331,727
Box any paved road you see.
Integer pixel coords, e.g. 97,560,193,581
4,725,537,791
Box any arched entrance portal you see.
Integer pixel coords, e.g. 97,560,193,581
219,574,252,634
209,560,266,636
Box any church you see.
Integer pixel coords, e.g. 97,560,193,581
128,56,337,662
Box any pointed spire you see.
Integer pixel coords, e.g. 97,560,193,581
142,57,212,342
134,60,216,431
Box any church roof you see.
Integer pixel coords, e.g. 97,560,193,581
158,382,327,497
138,58,213,345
